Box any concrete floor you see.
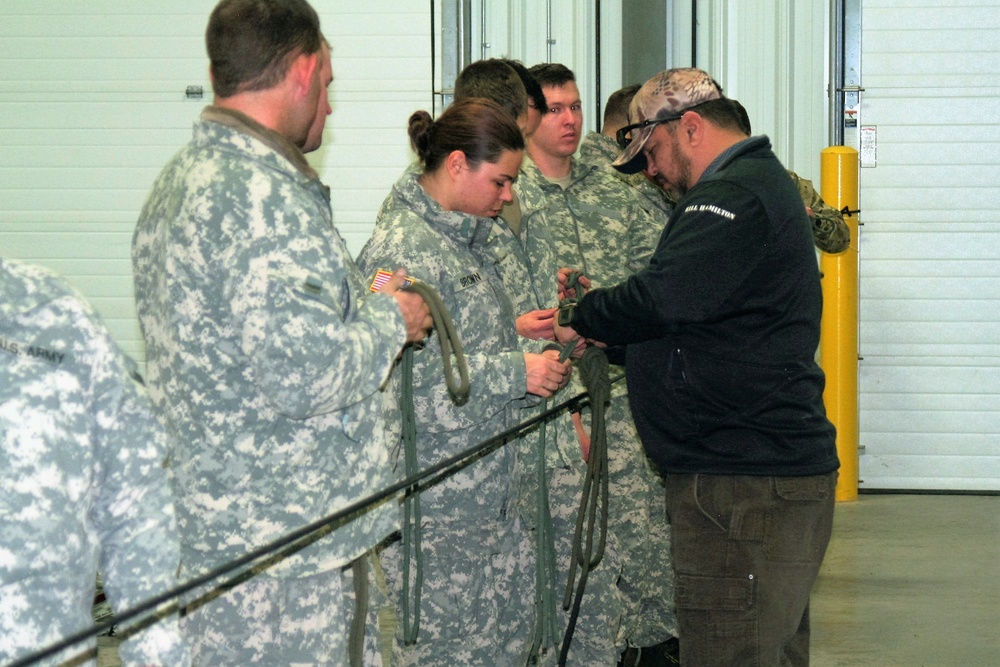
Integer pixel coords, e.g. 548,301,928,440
95,494,1000,666
811,493,1000,667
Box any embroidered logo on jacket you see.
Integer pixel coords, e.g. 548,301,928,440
684,203,736,221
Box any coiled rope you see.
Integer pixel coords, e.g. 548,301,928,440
559,345,611,666
397,278,470,646
555,271,612,667
528,272,586,664
526,270,613,666
527,364,564,663
401,278,470,405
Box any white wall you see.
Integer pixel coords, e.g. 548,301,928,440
315,3,432,252
0,0,431,362
0,1,213,361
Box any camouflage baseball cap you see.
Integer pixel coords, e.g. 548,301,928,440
612,68,724,174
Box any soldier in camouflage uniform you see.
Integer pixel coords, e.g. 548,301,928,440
132,1,431,664
452,61,575,663
454,60,562,339
578,83,677,218
730,99,851,254
521,63,679,664
0,258,189,667
357,99,571,666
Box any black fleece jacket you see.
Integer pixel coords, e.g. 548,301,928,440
569,136,840,477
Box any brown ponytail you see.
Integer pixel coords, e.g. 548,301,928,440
407,98,524,173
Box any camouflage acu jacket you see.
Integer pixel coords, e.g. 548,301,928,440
357,169,530,524
577,131,677,217
132,107,402,579
0,258,188,667
519,158,665,289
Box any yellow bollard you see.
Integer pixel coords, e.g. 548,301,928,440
820,147,859,502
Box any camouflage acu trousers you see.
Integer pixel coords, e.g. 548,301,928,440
378,513,531,667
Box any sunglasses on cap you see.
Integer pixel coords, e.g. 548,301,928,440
615,99,720,149
615,115,682,149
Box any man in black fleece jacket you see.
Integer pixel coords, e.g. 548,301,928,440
554,68,840,667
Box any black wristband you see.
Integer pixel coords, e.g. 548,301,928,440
557,300,577,327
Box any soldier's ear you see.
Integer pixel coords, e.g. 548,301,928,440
289,51,319,100
444,150,469,180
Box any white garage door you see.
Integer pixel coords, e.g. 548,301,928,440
0,0,431,363
858,0,1000,491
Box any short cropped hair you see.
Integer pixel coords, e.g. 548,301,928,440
603,83,641,127
729,99,753,135
454,59,527,122
691,98,746,134
206,0,323,98
527,63,576,91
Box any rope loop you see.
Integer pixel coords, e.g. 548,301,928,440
402,280,470,405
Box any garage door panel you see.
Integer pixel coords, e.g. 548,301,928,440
860,364,1000,394
859,298,998,322
859,232,1000,258
861,408,1000,434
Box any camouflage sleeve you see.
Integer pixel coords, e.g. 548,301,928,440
236,235,407,420
85,306,190,665
790,171,851,254
519,334,553,354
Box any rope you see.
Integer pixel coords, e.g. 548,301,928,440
348,556,369,667
397,278,469,646
7,378,620,667
558,346,611,665
527,270,588,663
557,270,585,362
401,279,469,405
399,346,423,646
526,269,613,664
553,270,612,666
527,394,560,663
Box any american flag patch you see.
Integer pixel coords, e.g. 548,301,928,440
369,269,413,292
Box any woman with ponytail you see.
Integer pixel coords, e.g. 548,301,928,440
357,98,570,666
